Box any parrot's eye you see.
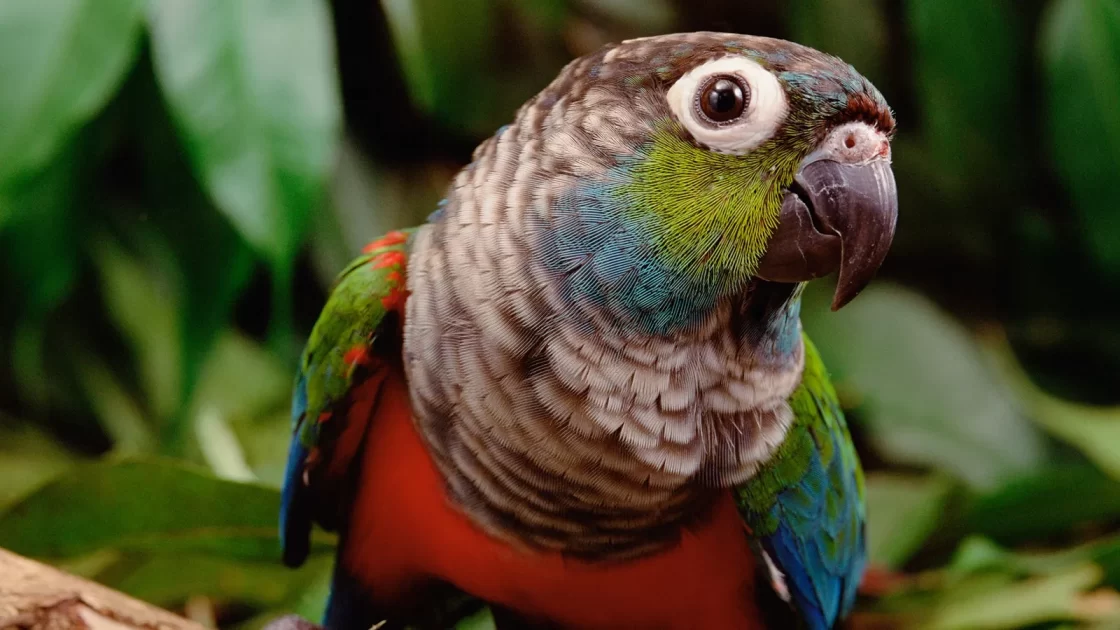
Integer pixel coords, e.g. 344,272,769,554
666,56,788,155
698,76,748,124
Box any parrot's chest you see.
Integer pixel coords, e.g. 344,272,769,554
343,369,764,629
404,222,805,558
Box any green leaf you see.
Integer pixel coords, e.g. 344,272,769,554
71,349,157,454
314,136,450,284
91,234,181,422
866,473,957,568
0,147,82,406
924,563,1105,630
1043,0,1120,272
0,459,334,560
146,0,342,267
230,558,334,630
188,333,293,485
0,0,143,187
0,425,79,512
989,333,1120,482
107,553,333,610
124,64,258,451
906,0,1026,197
802,283,1047,488
968,464,1120,544
381,0,497,134
1029,399,1120,481
195,406,257,483
456,608,496,630
788,0,889,86
944,535,1120,584
578,0,674,31
379,0,564,135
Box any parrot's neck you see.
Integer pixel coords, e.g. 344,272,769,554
402,114,805,559
406,227,804,558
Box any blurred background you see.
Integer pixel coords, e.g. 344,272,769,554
1,0,1119,628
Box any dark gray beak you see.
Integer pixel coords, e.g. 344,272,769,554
756,157,898,310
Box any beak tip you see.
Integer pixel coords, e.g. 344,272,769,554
830,290,858,311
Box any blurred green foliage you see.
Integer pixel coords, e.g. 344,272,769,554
1,1,1120,628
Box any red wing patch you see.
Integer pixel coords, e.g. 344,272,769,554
362,230,409,253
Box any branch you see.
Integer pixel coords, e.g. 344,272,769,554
0,547,207,630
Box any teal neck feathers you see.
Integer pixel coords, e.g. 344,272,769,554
543,124,803,342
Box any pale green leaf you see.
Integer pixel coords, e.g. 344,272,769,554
146,0,342,265
91,234,181,421
989,334,1120,482
866,473,956,568
0,425,80,512
195,406,257,483
924,563,1103,630
72,350,157,455
0,0,143,186
803,283,1047,488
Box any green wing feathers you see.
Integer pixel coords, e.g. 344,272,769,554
280,229,413,567
735,333,866,630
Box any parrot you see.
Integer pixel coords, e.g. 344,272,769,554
274,32,897,630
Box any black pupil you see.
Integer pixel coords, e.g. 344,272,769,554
702,78,745,122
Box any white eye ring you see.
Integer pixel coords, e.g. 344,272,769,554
666,56,788,155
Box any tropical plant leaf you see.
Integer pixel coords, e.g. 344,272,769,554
0,0,143,188
0,426,80,512
90,233,181,423
146,0,343,332
802,283,1048,488
0,147,82,407
967,464,1120,545
907,0,1026,198
108,553,333,610
0,459,334,560
788,0,889,86
866,473,957,568
1042,0,1120,273
925,563,1109,630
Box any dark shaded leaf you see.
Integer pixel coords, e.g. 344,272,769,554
1043,0,1120,272
906,0,1026,197
788,0,889,86
122,62,259,452
0,147,82,407
0,0,143,188
967,464,1120,544
380,0,497,134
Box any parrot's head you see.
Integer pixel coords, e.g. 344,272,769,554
528,32,897,335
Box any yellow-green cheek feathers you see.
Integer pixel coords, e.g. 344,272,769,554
619,127,804,289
